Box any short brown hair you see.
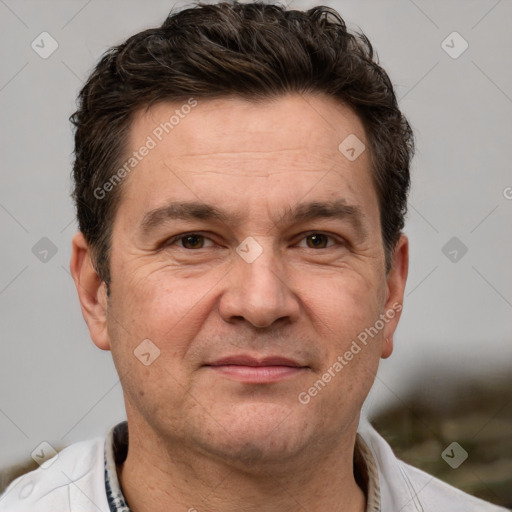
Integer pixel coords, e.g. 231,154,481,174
71,1,414,287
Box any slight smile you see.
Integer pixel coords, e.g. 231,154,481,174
204,355,310,383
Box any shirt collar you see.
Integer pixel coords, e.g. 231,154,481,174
104,421,381,512
355,432,382,512
104,421,130,512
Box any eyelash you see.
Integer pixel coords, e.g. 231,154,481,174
162,232,344,250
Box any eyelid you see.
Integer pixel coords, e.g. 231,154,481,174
294,231,344,248
161,231,344,250
160,232,216,249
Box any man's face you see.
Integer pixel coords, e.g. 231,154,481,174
85,94,406,465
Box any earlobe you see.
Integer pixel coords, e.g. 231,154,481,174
70,232,111,351
381,234,409,359
381,337,393,359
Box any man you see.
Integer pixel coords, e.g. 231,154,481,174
0,2,507,511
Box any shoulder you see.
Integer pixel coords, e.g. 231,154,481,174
0,437,109,512
397,459,509,511
357,420,509,512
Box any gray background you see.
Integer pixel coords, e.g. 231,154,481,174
1,0,511,469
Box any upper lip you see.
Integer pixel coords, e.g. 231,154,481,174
205,355,306,367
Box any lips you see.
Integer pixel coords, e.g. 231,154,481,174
204,355,308,383
206,355,306,368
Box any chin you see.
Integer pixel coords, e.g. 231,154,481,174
192,401,314,468
203,431,306,469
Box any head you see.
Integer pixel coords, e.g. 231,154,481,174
70,2,412,468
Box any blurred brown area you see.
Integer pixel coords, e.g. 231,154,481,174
370,373,512,508
0,458,41,495
0,439,68,495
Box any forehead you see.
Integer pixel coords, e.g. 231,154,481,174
115,94,378,231
133,94,366,168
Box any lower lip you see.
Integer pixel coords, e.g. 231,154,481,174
206,365,306,383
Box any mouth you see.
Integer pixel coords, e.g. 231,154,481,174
203,355,309,384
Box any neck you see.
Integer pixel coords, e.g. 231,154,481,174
117,420,367,512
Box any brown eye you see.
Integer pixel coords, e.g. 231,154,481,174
305,234,331,249
181,234,205,249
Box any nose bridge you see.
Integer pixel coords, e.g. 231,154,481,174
244,249,285,301
219,237,299,328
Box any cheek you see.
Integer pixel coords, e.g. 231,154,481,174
108,264,220,357
304,269,384,342
306,280,383,414
299,268,385,408
106,272,205,423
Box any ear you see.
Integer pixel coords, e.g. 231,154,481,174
70,232,111,351
380,234,409,359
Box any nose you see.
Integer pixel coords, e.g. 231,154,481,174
218,246,301,328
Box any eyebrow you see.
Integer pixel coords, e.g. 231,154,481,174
281,200,366,235
139,199,367,239
140,202,238,232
